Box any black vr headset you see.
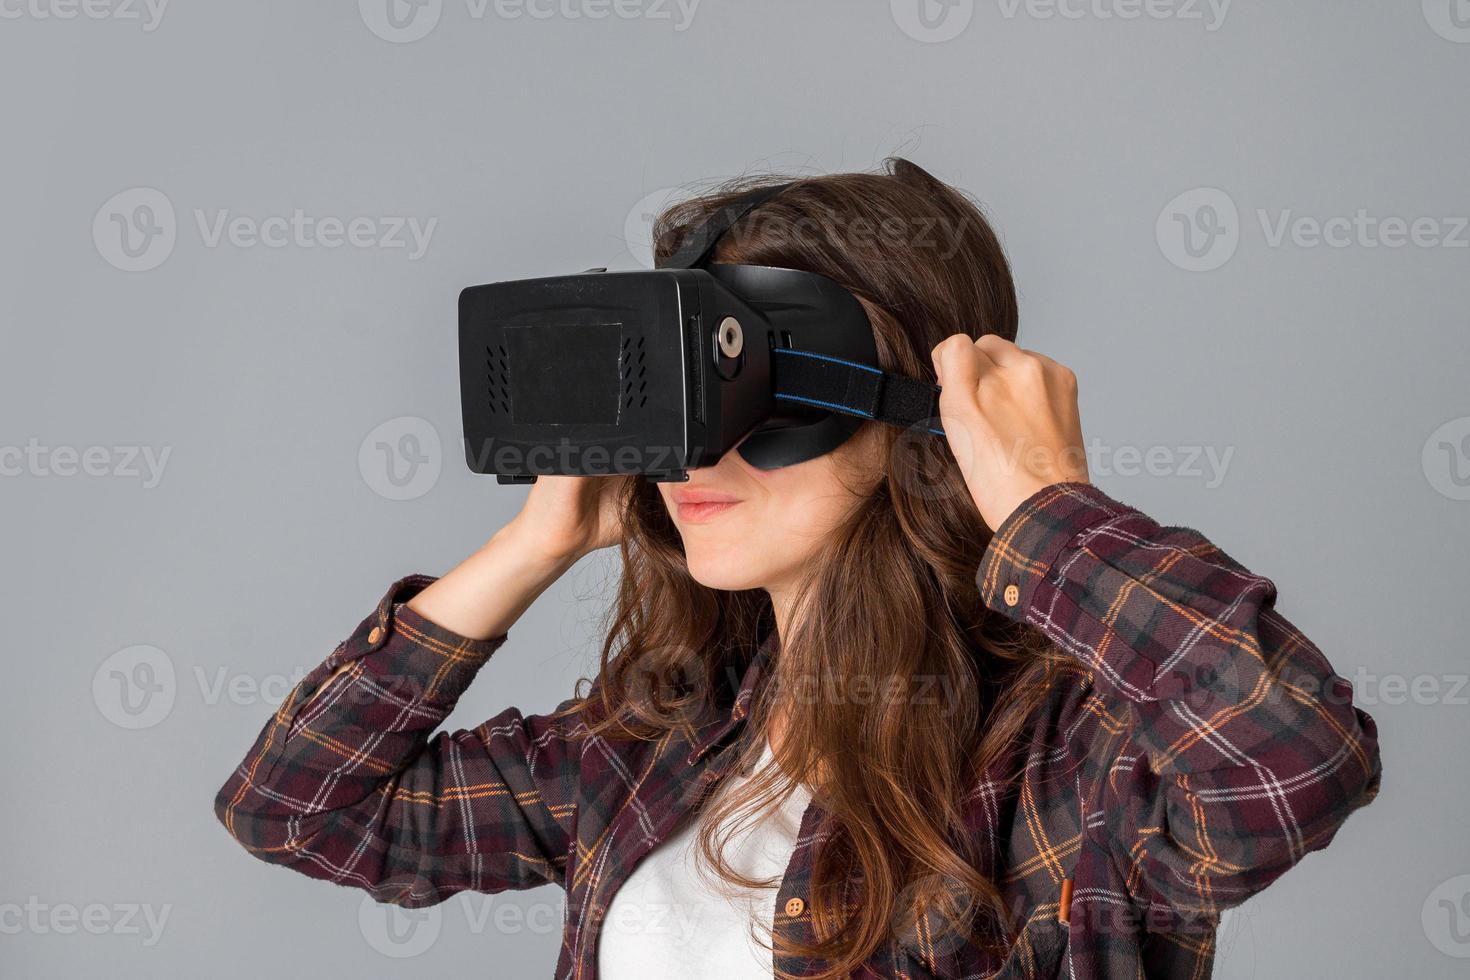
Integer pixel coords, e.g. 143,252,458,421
458,182,945,483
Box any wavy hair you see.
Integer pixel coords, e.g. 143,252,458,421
560,159,1073,977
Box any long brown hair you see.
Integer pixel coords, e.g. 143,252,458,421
562,159,1071,977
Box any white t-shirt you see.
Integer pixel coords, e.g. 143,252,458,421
598,739,813,979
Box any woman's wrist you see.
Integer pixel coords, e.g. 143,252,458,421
494,515,592,573
406,522,580,641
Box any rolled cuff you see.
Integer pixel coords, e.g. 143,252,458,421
976,482,1127,618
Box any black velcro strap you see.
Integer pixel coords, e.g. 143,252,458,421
660,182,797,270
771,348,945,436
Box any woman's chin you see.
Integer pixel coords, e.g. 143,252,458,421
683,551,772,593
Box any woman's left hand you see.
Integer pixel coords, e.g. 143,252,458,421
931,333,1090,531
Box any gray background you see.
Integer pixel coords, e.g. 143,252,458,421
3,1,1467,977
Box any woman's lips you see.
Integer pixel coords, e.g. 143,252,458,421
675,500,741,523
670,489,742,524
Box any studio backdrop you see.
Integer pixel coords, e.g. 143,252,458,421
3,2,1467,978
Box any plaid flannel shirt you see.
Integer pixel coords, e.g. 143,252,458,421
215,481,1381,978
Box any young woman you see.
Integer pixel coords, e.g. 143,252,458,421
214,159,1381,979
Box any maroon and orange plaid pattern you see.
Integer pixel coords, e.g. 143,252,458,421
215,481,1381,978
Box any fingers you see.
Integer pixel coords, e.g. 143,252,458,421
931,332,1076,402
973,333,1029,368
931,334,984,393
931,332,1024,388
975,336,1073,392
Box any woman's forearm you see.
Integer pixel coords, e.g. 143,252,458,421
406,518,581,641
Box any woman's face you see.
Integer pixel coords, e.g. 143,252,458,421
656,429,883,598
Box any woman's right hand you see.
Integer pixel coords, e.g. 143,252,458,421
405,475,631,641
509,474,630,566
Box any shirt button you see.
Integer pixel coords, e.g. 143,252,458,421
367,626,384,645
784,897,805,917
1003,584,1021,607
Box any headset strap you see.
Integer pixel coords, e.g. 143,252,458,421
660,182,798,270
772,348,946,437
661,185,946,438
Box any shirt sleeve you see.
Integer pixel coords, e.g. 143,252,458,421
976,482,1382,919
213,574,585,905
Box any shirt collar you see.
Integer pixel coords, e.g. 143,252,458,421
684,630,777,765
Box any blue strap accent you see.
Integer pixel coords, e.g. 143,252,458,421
775,347,883,375
771,348,946,437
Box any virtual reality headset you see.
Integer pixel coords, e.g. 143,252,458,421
459,182,945,483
